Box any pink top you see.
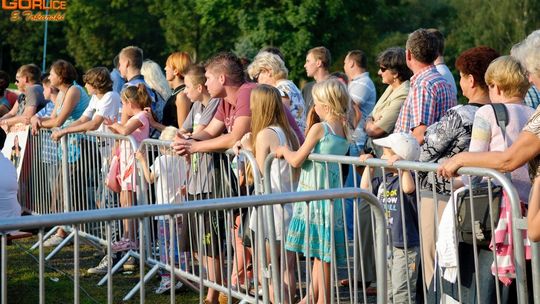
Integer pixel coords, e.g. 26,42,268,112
129,111,150,144
468,103,535,202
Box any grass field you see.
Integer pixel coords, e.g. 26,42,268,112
4,236,199,303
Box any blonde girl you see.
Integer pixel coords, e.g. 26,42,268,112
105,83,151,252
275,78,350,304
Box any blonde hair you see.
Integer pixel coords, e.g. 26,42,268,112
121,83,152,110
485,56,530,99
141,60,172,101
312,78,351,140
160,126,178,141
166,52,192,80
247,52,288,81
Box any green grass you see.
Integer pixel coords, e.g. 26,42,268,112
5,237,199,303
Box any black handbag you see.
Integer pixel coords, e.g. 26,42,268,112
456,184,503,246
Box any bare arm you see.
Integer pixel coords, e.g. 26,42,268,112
2,105,36,126
276,123,324,168
107,117,143,136
411,124,427,145
438,131,540,178
191,116,250,153
364,117,388,138
400,170,415,194
359,154,375,190
527,177,540,241
135,151,155,184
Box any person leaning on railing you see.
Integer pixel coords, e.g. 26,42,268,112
438,31,540,243
438,55,536,303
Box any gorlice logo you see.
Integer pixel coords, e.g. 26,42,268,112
2,0,67,22
2,0,67,10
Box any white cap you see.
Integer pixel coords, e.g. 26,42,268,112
372,132,420,161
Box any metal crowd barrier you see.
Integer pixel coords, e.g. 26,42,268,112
282,153,530,304
0,189,382,304
12,128,536,304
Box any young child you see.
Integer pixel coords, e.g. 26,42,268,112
359,132,420,304
234,84,300,303
275,78,350,304
135,126,187,294
105,83,150,253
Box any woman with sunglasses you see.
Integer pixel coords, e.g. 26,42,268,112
364,47,412,156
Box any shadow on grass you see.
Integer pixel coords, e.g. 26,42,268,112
4,237,199,303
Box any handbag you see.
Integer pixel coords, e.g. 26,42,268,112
106,148,121,193
456,184,503,246
456,103,509,247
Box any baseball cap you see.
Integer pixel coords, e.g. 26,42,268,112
372,132,420,161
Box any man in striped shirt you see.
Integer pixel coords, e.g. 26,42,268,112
394,28,457,144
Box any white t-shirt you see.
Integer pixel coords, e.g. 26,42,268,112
436,64,458,97
82,91,121,132
0,154,21,221
151,154,187,205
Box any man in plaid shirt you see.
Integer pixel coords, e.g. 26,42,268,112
394,28,457,144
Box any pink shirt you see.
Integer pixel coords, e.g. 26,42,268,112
214,82,255,132
129,111,150,144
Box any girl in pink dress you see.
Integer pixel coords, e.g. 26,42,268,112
105,83,150,251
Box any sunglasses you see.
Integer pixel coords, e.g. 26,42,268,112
379,66,388,72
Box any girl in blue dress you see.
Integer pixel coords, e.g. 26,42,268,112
275,78,350,304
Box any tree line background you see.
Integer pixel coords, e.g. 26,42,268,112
1,0,539,94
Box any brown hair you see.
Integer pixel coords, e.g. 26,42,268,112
455,46,500,92
83,67,113,94
50,60,78,85
184,64,206,86
205,52,245,85
17,64,41,83
406,29,439,64
121,83,152,109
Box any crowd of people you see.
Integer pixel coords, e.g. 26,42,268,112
1,27,540,304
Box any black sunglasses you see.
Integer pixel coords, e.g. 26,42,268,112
379,66,388,72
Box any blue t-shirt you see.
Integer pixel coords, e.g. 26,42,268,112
372,173,419,248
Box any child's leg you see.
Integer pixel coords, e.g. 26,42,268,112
204,255,222,303
231,214,252,287
120,190,136,241
158,219,170,278
316,259,331,304
392,246,419,304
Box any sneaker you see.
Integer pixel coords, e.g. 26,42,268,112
88,254,116,274
111,238,137,252
123,257,137,271
154,276,184,294
43,235,65,247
